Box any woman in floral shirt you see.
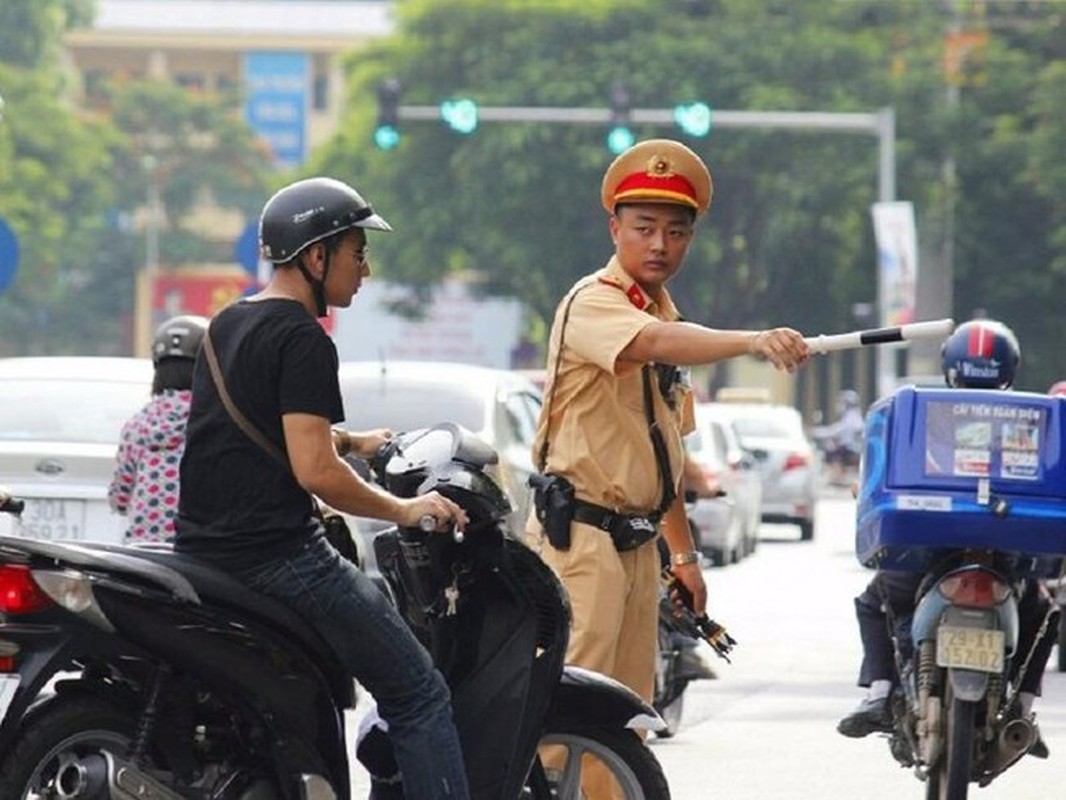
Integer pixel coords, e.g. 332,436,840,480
109,315,208,543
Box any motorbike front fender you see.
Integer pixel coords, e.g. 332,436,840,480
948,667,990,702
548,665,665,733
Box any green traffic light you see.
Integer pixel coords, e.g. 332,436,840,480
374,125,401,151
674,102,712,137
441,98,479,134
606,125,635,155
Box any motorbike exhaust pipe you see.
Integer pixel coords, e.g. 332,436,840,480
982,717,1037,778
55,754,108,799
1000,717,1036,754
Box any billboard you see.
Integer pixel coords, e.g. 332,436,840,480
871,201,918,328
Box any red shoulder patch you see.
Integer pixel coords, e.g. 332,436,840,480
626,284,647,310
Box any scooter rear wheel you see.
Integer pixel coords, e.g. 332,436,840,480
0,695,137,799
537,723,670,799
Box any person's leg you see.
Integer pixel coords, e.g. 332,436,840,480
611,541,661,705
839,571,920,737
240,537,470,800
539,521,628,675
1014,579,1060,758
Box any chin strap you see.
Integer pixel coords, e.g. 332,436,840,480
296,250,331,317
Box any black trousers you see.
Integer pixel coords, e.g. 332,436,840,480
853,570,1058,695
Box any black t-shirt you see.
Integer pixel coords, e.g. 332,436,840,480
175,298,344,569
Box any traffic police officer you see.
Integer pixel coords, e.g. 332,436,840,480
527,139,810,726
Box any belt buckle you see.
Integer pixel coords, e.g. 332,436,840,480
600,511,617,533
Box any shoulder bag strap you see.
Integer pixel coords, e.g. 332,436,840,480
202,329,289,468
536,284,589,473
642,364,677,520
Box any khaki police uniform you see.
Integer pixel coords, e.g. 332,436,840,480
530,139,712,797
526,256,695,704
527,139,710,712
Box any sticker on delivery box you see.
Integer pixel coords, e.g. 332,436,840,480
896,495,953,512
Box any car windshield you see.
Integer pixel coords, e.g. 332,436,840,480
0,379,150,444
340,377,487,433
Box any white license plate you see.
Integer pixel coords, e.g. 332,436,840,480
19,498,87,541
0,674,20,727
936,625,1005,673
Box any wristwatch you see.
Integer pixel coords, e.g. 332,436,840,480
671,550,700,567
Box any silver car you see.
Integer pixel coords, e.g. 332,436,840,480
0,357,154,543
336,360,543,570
695,403,764,555
683,421,741,566
707,401,820,541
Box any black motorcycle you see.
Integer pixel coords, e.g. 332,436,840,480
355,424,671,798
0,423,670,799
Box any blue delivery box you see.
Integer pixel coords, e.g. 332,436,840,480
856,386,1066,577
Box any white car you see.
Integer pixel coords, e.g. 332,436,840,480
0,357,154,543
708,401,821,541
336,360,543,571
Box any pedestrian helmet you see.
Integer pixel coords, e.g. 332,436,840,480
258,177,391,264
151,315,208,366
941,319,1020,390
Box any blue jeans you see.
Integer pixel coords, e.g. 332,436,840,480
238,535,470,800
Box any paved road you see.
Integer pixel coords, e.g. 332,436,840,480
348,491,1064,798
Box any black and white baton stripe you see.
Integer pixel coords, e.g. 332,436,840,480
804,318,955,355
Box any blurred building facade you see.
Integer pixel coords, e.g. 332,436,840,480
62,0,395,167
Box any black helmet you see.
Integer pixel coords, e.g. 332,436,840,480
941,319,1020,389
258,177,391,264
151,315,208,365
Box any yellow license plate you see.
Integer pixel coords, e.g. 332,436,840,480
936,625,1005,673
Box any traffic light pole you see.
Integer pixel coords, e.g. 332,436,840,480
398,103,898,393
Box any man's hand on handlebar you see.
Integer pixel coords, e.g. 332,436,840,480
400,492,469,534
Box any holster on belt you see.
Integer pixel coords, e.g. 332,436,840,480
529,472,575,550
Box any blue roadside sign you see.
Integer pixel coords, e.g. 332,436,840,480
0,218,20,294
235,221,260,277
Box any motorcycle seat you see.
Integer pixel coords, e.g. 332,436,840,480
69,541,346,681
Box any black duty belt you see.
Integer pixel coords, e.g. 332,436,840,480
572,499,659,552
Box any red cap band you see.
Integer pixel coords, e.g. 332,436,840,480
613,172,699,209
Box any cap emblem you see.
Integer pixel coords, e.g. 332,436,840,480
647,155,674,177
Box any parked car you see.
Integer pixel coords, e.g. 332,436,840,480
695,403,763,555
708,400,820,541
683,422,741,566
0,357,154,543
335,360,543,571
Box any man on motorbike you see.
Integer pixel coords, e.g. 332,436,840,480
814,388,864,485
175,177,471,799
837,318,1058,760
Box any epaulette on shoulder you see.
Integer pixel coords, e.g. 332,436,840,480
597,275,625,290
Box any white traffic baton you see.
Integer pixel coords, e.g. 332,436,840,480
803,318,955,355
